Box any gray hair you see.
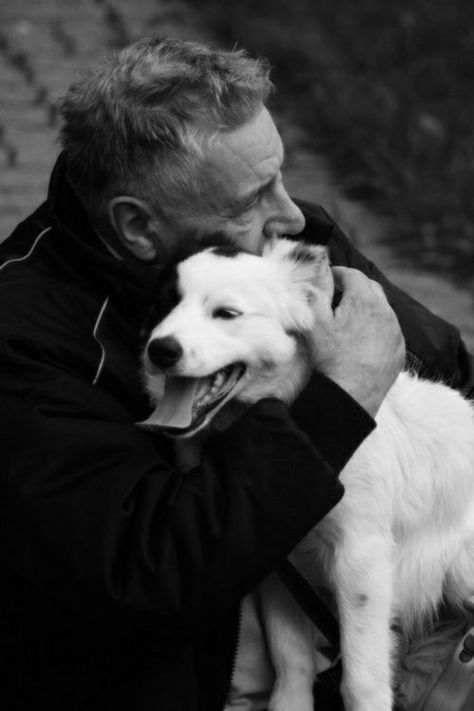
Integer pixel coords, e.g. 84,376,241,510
59,37,272,219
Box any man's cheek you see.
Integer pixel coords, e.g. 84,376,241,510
226,220,265,254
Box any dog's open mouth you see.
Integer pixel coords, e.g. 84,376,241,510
139,364,246,436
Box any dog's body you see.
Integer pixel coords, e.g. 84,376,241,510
141,238,474,711
281,371,474,711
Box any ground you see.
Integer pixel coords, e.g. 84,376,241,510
0,0,472,351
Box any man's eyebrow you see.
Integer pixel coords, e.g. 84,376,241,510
239,178,273,206
226,146,285,213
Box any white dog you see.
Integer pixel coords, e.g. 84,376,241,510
140,237,474,711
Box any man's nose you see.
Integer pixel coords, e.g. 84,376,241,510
147,336,183,369
264,190,305,238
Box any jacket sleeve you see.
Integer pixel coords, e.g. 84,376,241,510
297,200,474,396
0,332,374,639
330,227,474,395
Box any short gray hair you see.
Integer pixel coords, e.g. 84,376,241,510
59,37,272,219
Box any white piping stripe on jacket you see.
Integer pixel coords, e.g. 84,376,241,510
0,226,52,273
0,223,110,386
92,296,110,385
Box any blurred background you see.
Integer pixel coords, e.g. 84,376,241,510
0,0,473,348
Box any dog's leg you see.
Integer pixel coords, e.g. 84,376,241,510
333,533,395,711
260,572,316,711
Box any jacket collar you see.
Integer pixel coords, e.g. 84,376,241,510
45,154,164,312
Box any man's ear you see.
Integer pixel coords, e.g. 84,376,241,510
108,197,158,261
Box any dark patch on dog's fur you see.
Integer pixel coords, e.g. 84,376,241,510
198,234,254,259
168,231,244,266
210,245,243,258
288,244,318,265
355,593,368,607
141,265,181,341
141,232,252,340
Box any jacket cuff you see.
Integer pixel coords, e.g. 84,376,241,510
289,372,376,472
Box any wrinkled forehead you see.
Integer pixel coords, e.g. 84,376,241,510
197,107,284,212
178,250,278,302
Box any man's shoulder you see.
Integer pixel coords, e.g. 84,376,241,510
294,198,371,270
294,197,472,391
294,199,338,246
0,212,102,344
0,200,50,257
294,198,363,267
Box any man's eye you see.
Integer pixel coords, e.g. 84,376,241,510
231,206,255,223
232,195,259,219
244,195,260,210
212,307,242,320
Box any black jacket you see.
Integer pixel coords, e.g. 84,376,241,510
0,156,471,710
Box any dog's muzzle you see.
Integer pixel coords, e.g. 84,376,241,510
147,336,183,369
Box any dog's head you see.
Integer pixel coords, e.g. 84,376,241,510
139,238,334,436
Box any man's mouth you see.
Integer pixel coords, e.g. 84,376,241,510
138,364,246,436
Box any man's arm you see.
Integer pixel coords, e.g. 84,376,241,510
0,332,372,639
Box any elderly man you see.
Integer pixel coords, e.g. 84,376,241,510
0,37,471,710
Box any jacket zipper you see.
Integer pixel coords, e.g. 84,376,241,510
221,603,243,710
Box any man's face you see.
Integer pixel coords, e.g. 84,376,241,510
171,106,306,254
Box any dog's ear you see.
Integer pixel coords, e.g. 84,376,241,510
286,243,333,300
263,239,334,333
264,239,334,302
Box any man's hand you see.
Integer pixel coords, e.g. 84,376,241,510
307,267,406,417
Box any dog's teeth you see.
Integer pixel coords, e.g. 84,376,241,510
213,371,225,389
193,369,231,417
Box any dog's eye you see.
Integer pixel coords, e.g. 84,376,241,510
212,307,242,320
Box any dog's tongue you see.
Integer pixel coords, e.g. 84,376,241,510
139,377,200,430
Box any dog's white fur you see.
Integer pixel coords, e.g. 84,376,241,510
143,238,474,711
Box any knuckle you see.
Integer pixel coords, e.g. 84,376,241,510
370,280,386,297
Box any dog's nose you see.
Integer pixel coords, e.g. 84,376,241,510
147,336,183,369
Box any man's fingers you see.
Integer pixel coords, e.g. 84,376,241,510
308,265,406,416
331,266,389,319
332,266,386,299
331,265,369,286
